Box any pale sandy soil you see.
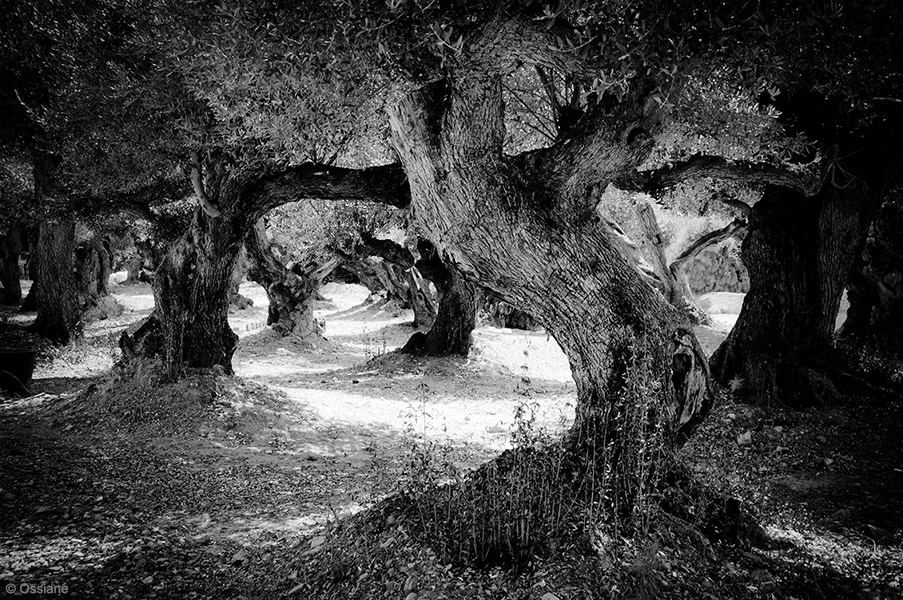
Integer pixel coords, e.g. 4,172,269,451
6,276,740,544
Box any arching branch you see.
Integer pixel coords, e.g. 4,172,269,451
669,219,748,274
247,163,411,218
618,154,822,198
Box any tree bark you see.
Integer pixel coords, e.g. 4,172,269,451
710,187,890,406
150,208,242,379
634,200,708,324
388,73,712,451
402,260,477,356
711,112,903,407
838,191,903,369
30,220,82,344
122,155,409,380
227,247,254,310
0,224,23,305
74,234,112,303
245,218,339,338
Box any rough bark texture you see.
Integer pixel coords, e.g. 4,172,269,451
151,207,242,378
0,224,23,305
634,200,708,324
388,63,712,448
74,235,110,300
712,157,901,406
30,219,81,344
402,260,477,356
839,191,903,370
246,219,339,339
123,154,411,380
227,247,254,311
74,233,122,322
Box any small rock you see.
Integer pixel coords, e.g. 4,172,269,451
816,435,827,444
142,576,153,585
737,431,753,447
541,594,562,600
727,413,737,420
231,550,248,564
404,575,418,593
310,535,326,548
773,426,784,433
352,379,360,384
380,536,396,549
405,593,418,600
814,456,834,468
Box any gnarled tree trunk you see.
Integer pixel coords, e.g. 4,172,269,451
151,206,242,379
0,224,23,305
838,190,903,373
634,200,708,324
30,219,81,344
246,218,339,339
388,71,712,453
711,112,903,407
402,260,477,356
124,156,410,380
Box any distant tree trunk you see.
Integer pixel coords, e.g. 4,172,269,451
405,267,437,328
74,233,122,321
122,254,143,285
245,218,339,338
123,152,447,381
227,247,253,310
634,200,708,324
74,235,111,302
838,191,903,369
0,223,23,305
402,261,476,356
30,220,82,344
484,295,538,330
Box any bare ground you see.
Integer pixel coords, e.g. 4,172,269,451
0,282,900,599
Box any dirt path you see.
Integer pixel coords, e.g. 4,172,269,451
0,280,578,598
3,281,900,599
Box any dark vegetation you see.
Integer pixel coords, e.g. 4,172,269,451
1,0,902,598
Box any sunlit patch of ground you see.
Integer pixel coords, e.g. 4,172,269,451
12,279,900,598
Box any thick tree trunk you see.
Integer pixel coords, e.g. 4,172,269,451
402,262,476,356
149,208,241,379
245,219,338,338
30,220,82,344
389,76,712,452
122,254,143,285
711,183,876,406
711,108,903,406
838,191,903,370
0,224,23,305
